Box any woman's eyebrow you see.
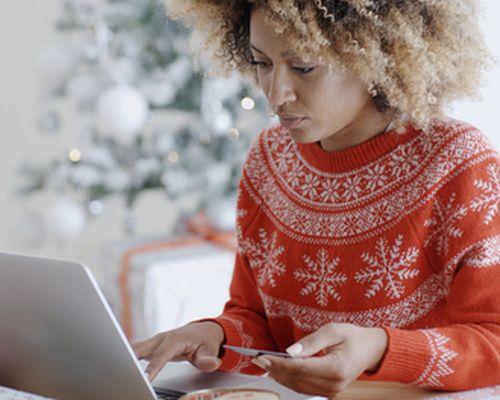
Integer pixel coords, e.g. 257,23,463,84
250,44,297,59
250,44,268,55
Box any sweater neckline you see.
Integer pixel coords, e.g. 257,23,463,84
295,122,420,173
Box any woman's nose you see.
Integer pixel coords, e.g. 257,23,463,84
267,67,297,109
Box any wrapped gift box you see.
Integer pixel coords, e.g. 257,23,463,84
98,232,235,342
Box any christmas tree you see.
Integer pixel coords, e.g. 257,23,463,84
18,0,270,239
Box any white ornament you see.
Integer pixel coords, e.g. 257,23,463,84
96,85,149,140
205,196,237,231
9,209,46,249
46,198,86,239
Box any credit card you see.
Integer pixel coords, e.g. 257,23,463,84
223,345,291,358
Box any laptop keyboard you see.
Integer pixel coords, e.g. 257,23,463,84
154,387,186,399
0,386,52,400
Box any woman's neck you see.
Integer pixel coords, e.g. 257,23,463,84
319,107,395,152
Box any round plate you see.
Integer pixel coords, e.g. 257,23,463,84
179,387,281,400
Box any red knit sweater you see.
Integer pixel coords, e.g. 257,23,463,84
209,118,500,391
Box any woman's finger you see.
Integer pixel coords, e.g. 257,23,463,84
255,353,345,381
286,323,346,358
193,355,222,372
192,345,222,372
132,335,163,360
145,340,187,381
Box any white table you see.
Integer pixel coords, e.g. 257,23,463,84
154,362,500,400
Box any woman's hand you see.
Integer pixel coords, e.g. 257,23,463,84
251,323,388,398
132,321,225,381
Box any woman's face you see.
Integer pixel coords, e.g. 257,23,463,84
249,8,388,151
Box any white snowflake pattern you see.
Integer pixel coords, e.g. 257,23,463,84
237,208,248,219
294,248,348,307
342,175,363,201
373,199,392,224
235,208,248,243
355,234,420,299
470,163,500,225
365,163,389,191
301,174,320,198
275,145,296,173
387,144,420,177
413,330,458,388
239,228,286,288
320,178,342,203
423,193,468,256
462,235,500,268
288,162,305,189
251,122,492,244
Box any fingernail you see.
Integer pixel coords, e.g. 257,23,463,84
251,357,271,370
259,357,271,367
261,371,270,378
286,343,304,357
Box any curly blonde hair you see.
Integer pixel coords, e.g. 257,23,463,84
164,0,493,132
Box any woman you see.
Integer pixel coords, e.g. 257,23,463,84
133,1,500,396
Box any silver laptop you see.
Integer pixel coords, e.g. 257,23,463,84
0,252,186,400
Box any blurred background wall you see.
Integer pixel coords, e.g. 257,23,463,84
0,0,499,267
0,1,96,260
0,0,269,268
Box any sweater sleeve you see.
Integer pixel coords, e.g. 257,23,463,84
210,249,279,374
361,237,500,390
361,155,500,390
192,241,278,375
196,136,279,375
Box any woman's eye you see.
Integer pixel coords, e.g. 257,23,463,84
250,60,270,69
250,60,314,74
293,66,315,74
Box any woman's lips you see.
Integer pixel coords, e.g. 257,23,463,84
279,116,307,129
